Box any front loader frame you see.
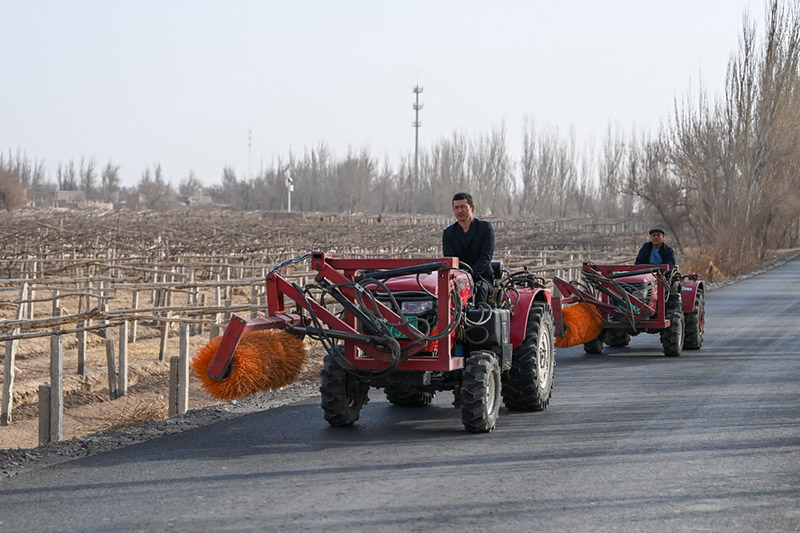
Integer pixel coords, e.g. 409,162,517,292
208,251,464,381
552,263,672,336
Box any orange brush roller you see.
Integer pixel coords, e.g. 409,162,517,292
192,330,308,401
555,302,603,348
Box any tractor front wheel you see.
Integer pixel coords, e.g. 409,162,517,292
606,330,631,347
461,351,502,433
385,387,434,406
501,303,555,411
320,351,369,426
684,291,705,350
661,307,685,357
583,332,605,354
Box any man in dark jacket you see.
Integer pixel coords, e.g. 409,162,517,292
442,192,495,302
635,227,676,267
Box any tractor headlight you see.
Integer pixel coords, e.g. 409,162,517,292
401,300,435,315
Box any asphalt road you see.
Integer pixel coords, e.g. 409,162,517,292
2,258,799,532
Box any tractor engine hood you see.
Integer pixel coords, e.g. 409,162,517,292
375,271,472,307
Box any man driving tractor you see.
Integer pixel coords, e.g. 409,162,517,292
635,227,676,267
442,192,495,303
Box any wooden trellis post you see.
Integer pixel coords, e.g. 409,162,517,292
106,339,118,399
118,322,128,396
27,262,36,320
77,321,87,376
129,290,139,343
178,322,189,414
188,271,196,335
250,284,259,318
198,294,207,336
48,332,64,442
38,385,51,445
1,281,28,426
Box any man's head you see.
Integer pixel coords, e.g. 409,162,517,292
453,192,475,226
452,192,475,226
649,227,665,247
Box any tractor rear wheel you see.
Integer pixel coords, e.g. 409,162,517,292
606,330,631,347
660,307,685,357
320,351,369,426
385,387,434,406
461,351,501,433
684,291,704,349
501,303,555,411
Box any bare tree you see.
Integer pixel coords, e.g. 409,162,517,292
138,163,177,210
0,149,44,188
100,160,121,202
0,168,26,211
613,0,800,275
79,157,96,194
468,125,511,216
57,161,78,191
597,125,629,218
179,170,203,197
426,132,469,215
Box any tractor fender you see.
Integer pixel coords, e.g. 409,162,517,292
679,280,704,314
509,287,551,347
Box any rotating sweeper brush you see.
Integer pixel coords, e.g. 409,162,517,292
554,302,603,348
191,330,308,401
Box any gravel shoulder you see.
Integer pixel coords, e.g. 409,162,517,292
0,381,320,479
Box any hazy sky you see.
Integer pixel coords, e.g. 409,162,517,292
1,1,765,187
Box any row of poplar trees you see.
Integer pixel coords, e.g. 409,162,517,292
2,0,799,274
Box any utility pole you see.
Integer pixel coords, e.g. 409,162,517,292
413,85,423,181
285,168,294,213
247,130,252,180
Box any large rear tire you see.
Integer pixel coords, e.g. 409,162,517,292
661,307,684,357
501,303,555,411
683,291,704,350
461,351,502,433
320,351,369,426
385,387,434,406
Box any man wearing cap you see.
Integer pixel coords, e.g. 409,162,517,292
635,228,676,267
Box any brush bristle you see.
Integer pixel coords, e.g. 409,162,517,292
555,302,603,348
191,330,308,401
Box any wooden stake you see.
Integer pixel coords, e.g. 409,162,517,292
105,339,117,399
118,322,128,396
168,356,179,417
38,385,51,445
159,320,169,361
130,290,139,343
178,323,189,414
49,333,64,442
1,282,26,426
77,321,87,376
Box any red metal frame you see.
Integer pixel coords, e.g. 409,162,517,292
552,263,672,335
305,252,462,371
209,252,466,380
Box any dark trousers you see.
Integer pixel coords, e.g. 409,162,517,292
474,278,491,304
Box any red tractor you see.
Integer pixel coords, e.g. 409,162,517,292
205,252,555,433
552,263,705,357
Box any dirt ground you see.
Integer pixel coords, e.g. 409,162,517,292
0,322,327,452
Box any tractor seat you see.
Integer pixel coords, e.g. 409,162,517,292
491,260,504,280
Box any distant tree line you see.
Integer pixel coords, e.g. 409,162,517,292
1,0,798,273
